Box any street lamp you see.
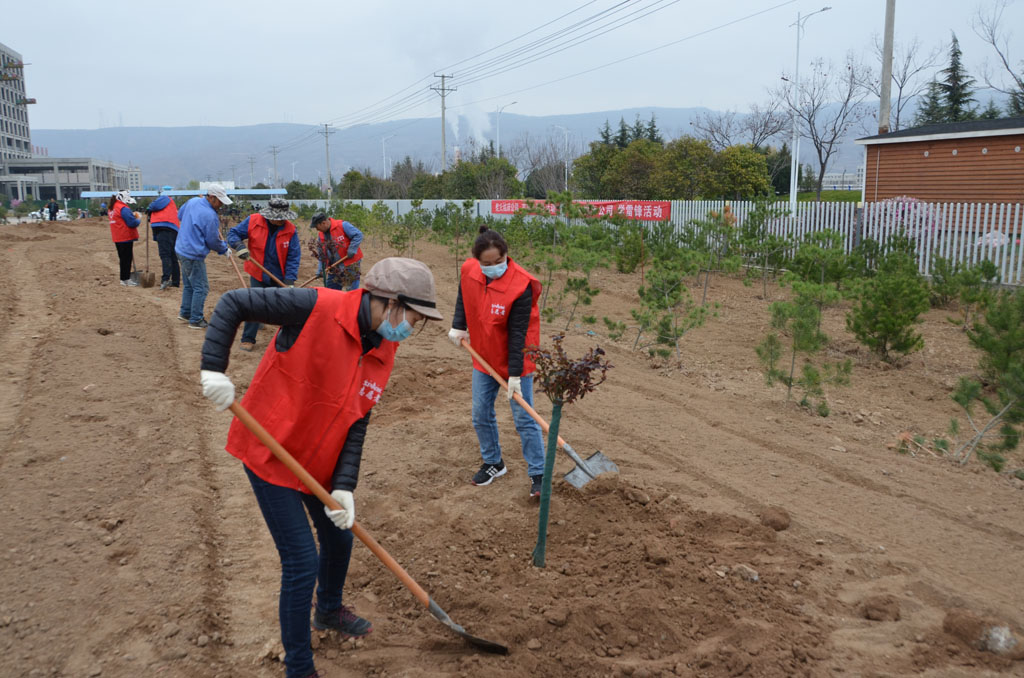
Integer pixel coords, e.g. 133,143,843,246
290,161,299,182
496,101,517,158
382,134,396,179
553,125,569,192
788,6,831,218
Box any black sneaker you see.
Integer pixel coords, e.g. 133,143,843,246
188,319,209,330
471,461,507,486
313,605,373,638
177,314,189,322
530,475,543,498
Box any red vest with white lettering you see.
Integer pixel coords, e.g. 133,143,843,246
318,218,363,264
149,200,180,231
108,201,138,243
459,257,541,380
244,213,297,280
225,289,398,492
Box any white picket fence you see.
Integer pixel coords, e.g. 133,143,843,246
287,198,1024,285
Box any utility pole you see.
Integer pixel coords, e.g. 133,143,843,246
319,124,335,199
553,125,569,191
248,155,256,188
382,134,395,179
430,74,456,172
230,164,237,187
270,145,280,187
878,0,896,134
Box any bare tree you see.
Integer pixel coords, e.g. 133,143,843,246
973,0,1024,115
509,131,579,198
691,99,787,150
776,55,872,200
862,35,942,131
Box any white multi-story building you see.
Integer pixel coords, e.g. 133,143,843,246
0,42,32,162
821,167,865,192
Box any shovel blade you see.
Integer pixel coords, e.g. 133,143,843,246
563,450,618,489
428,599,509,655
139,271,157,288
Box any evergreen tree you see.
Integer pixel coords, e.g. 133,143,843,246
939,33,978,122
630,114,646,144
645,113,664,145
614,117,631,148
979,98,1003,120
1009,91,1024,117
598,120,613,145
914,80,947,126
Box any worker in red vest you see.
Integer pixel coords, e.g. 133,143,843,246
108,190,142,287
311,212,364,290
448,226,546,498
198,257,443,678
227,198,302,351
146,193,180,289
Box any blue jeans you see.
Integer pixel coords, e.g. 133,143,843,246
241,277,269,343
178,256,209,323
471,370,545,477
245,466,353,678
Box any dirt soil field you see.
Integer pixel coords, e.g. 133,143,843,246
1,218,1022,678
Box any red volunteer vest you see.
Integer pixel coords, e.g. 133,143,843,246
318,219,363,264
225,289,398,492
149,200,180,230
244,213,297,280
108,201,138,243
460,257,541,380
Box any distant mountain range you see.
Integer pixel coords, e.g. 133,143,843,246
31,105,885,189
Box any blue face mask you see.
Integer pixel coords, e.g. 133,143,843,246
480,259,508,279
376,306,414,342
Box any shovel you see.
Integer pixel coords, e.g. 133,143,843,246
459,340,618,488
227,401,509,655
139,215,156,288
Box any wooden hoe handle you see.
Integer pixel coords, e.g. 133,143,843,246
227,402,430,608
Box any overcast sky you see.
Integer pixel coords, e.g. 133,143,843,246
8,0,1023,134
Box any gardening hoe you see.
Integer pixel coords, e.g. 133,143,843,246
139,214,156,288
227,250,249,289
228,401,510,655
459,340,618,489
299,257,346,288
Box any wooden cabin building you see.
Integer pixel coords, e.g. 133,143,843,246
856,117,1024,203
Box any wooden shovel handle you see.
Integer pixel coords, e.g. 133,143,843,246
244,256,287,288
227,401,430,608
227,251,249,289
299,256,347,288
458,339,567,449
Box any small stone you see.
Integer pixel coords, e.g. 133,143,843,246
607,646,622,657
626,634,639,646
526,638,542,651
162,622,180,638
733,564,760,582
363,591,378,604
102,534,114,546
861,595,901,621
760,507,791,531
196,634,209,647
644,541,670,565
88,667,102,677
82,384,96,392
545,607,569,627
625,488,651,506
829,445,847,453
792,580,803,589
815,539,825,545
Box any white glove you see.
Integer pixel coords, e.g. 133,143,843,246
507,376,523,402
200,370,235,411
448,328,469,347
324,490,355,530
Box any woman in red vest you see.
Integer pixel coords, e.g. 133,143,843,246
448,226,546,497
107,191,142,286
199,257,442,678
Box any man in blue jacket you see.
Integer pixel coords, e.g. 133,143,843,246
147,191,181,290
175,184,231,330
227,198,302,351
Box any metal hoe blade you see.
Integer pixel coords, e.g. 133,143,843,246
428,599,509,655
562,442,619,489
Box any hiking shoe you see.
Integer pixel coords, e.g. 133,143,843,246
239,341,255,352
159,280,171,290
120,279,139,287
530,475,543,498
471,461,507,486
188,319,209,330
177,314,189,322
313,605,373,638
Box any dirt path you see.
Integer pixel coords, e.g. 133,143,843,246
0,219,1021,677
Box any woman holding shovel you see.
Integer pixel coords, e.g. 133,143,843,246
448,226,546,497
198,258,442,678
107,190,142,287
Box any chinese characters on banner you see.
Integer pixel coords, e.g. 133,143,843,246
490,199,672,221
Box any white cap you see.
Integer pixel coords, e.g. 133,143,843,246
206,183,233,205
116,190,136,205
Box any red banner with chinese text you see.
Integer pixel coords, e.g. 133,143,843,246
490,199,672,221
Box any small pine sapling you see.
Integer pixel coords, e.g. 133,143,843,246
954,259,999,330
525,336,612,568
637,257,709,358
928,253,961,308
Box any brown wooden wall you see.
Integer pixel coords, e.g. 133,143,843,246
863,134,1024,203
